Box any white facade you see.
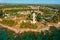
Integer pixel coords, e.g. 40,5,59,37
31,13,36,24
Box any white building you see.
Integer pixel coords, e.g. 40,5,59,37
31,13,36,24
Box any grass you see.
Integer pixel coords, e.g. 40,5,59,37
0,19,17,27
20,21,37,29
32,24,37,29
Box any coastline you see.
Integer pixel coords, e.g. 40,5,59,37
0,24,49,34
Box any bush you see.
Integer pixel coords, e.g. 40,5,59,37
20,21,31,28
0,19,17,27
32,24,37,29
36,14,42,22
26,14,32,20
0,10,5,18
20,22,37,29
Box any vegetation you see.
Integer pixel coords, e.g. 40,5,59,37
26,14,32,20
0,19,17,27
39,6,60,23
36,14,42,22
20,21,37,29
0,4,60,40
44,12,60,23
0,10,5,18
0,26,60,40
32,24,37,29
14,26,60,40
20,21,31,28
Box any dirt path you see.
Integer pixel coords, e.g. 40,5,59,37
0,24,49,34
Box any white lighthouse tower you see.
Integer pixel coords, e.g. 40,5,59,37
31,13,36,24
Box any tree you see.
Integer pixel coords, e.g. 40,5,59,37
26,14,32,20
36,14,42,22
0,10,4,18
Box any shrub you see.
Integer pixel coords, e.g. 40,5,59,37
1,19,17,27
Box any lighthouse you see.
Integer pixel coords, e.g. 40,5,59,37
31,13,36,24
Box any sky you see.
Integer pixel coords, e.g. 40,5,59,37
0,0,60,4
